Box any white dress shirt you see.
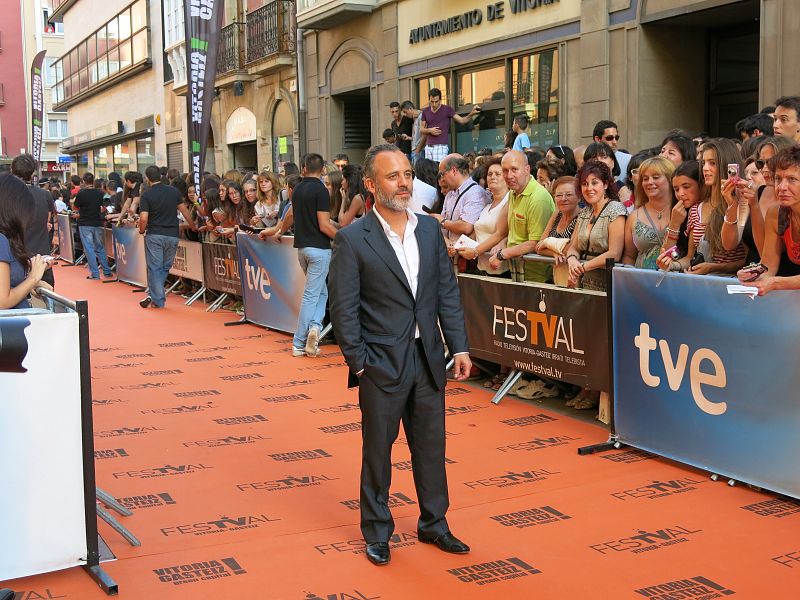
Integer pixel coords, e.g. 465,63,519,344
373,205,420,307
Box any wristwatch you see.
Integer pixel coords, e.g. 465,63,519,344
495,249,505,261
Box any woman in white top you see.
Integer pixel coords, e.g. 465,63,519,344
457,157,509,276
252,171,281,228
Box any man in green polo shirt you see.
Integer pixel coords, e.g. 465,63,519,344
489,150,554,281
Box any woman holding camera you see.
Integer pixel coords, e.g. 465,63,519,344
662,138,746,275
0,174,50,309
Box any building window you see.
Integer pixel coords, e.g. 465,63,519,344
114,142,131,174
510,48,559,148
414,47,559,153
47,119,69,139
43,10,64,34
417,75,449,106
455,63,506,155
52,0,150,109
136,137,155,171
45,57,58,87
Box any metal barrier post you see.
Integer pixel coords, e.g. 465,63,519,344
578,258,620,455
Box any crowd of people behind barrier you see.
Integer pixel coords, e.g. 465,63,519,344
3,93,800,414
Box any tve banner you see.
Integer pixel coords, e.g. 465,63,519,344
236,232,305,333
0,312,87,579
113,225,148,287
613,267,800,499
459,274,609,390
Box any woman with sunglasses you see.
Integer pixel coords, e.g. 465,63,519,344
545,144,577,176
722,136,794,265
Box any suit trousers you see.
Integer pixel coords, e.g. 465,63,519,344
358,339,449,544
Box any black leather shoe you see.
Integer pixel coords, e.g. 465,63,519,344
418,531,470,554
365,542,390,565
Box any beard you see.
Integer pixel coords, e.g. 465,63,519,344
374,184,411,212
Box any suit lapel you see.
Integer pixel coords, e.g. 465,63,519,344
363,210,414,298
414,216,433,293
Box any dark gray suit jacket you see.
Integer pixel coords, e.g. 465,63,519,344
328,210,469,393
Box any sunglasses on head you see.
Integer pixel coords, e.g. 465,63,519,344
604,135,620,142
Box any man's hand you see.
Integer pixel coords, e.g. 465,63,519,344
452,353,472,381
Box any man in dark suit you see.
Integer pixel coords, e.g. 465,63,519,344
328,144,473,566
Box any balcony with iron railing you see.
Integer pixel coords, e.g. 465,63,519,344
246,0,296,64
217,22,246,76
296,0,377,30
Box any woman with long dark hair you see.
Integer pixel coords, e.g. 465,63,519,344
0,174,49,309
339,164,366,226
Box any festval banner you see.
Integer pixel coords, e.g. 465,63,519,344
613,266,800,499
184,0,224,200
202,241,242,295
236,232,305,333
31,50,46,164
458,274,609,390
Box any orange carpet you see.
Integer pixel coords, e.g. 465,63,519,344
4,262,800,599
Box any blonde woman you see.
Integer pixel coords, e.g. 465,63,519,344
622,156,675,270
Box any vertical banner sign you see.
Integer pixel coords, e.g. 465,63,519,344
31,50,47,164
184,0,224,200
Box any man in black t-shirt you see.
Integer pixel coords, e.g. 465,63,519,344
72,171,112,280
138,165,197,308
291,153,338,357
11,154,57,287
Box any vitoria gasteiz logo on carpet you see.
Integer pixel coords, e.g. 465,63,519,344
319,422,361,435
633,576,735,598
446,557,541,586
160,513,279,537
314,531,418,556
116,492,177,511
463,468,559,489
600,448,654,463
589,525,702,555
236,474,338,492
500,414,558,427
740,498,800,518
489,506,571,529
94,448,129,460
113,463,212,479
610,477,707,501
153,556,246,586
213,414,268,425
269,449,333,462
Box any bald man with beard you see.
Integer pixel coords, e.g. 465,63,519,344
489,150,554,282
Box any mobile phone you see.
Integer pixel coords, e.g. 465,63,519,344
737,262,768,282
727,164,740,180
42,255,55,263
238,224,264,233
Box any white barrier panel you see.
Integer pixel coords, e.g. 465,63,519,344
0,312,87,579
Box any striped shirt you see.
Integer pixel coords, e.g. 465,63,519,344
687,203,746,263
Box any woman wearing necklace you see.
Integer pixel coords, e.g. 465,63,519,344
622,156,676,269
564,160,627,291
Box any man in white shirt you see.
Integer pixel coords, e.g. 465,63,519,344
328,144,472,567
